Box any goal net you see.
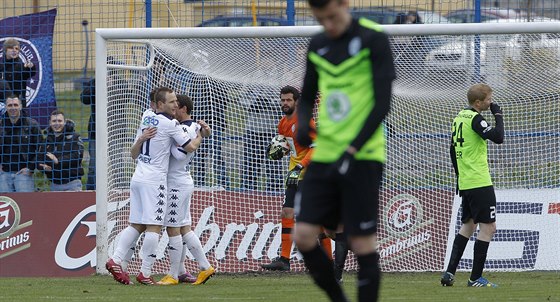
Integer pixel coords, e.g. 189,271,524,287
96,22,560,275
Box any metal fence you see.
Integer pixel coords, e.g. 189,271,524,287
0,0,558,191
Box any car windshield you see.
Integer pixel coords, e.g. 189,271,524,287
417,11,449,24
350,9,398,24
448,34,515,44
445,12,500,23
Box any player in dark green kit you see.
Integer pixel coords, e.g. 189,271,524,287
293,0,395,301
441,83,504,288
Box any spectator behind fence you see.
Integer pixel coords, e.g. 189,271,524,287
0,78,13,103
0,38,36,108
394,12,407,24
0,94,43,192
81,78,96,190
406,11,422,24
37,110,85,191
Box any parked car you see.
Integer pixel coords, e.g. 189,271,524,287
350,7,401,24
416,10,450,24
197,15,317,27
424,18,560,78
444,8,526,23
350,7,449,24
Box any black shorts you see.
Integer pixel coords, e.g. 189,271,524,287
460,185,497,224
283,186,297,208
295,161,383,236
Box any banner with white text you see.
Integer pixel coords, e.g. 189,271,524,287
0,192,95,277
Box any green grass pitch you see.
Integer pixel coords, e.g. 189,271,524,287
0,272,559,301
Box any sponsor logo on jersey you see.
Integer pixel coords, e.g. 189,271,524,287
348,37,362,56
326,91,350,122
143,116,160,127
317,46,329,56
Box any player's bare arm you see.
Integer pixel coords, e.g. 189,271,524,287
130,127,157,159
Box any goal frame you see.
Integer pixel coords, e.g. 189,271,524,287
95,22,560,274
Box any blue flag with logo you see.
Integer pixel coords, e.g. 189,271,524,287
0,9,57,127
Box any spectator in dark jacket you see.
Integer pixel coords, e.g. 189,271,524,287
406,11,423,24
0,38,36,108
0,94,43,192
394,12,407,24
37,110,84,191
0,78,12,103
80,78,95,190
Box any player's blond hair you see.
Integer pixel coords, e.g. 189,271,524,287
467,83,492,105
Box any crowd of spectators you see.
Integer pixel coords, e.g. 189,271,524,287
0,38,86,192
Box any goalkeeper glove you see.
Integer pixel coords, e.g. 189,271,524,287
334,150,356,176
285,164,303,187
490,102,502,115
266,143,285,160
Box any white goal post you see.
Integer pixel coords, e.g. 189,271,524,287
96,22,560,274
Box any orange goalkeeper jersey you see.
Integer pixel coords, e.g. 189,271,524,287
277,114,315,170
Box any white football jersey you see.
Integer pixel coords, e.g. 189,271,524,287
168,120,200,185
131,112,190,184
136,108,156,138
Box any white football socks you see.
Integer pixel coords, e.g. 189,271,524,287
183,231,211,270
112,226,140,265
167,235,183,279
139,231,159,277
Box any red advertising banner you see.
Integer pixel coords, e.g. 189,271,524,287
114,188,454,274
377,189,454,272
0,192,96,277
0,188,453,277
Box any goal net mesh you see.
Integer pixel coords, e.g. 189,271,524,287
100,25,560,274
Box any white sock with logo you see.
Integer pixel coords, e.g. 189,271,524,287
113,226,140,265
139,231,159,277
183,231,210,270
121,245,136,273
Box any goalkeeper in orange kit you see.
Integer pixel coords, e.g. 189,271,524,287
262,85,332,271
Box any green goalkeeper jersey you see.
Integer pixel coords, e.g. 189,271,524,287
452,109,492,190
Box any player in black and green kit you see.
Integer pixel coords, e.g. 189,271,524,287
293,0,395,301
441,83,504,288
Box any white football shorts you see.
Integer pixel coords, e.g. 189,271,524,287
129,180,167,225
164,181,194,227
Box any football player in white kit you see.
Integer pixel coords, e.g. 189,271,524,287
106,88,157,279
157,94,215,285
106,87,202,285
